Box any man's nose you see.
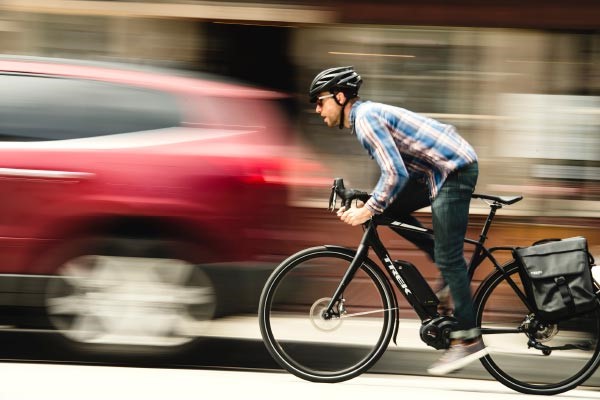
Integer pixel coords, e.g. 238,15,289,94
315,104,322,113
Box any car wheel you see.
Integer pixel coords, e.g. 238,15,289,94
43,237,217,353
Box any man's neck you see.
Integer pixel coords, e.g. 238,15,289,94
343,97,360,128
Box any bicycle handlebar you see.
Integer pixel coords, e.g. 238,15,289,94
328,178,524,213
328,178,371,211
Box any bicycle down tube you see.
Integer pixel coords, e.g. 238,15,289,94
324,217,437,322
324,194,535,324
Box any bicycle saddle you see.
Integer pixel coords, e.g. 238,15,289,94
472,193,523,205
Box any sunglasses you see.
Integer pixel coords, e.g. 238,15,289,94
316,93,334,107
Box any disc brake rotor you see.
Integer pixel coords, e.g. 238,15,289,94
522,314,559,343
309,297,344,332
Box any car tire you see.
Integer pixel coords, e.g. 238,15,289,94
40,236,217,355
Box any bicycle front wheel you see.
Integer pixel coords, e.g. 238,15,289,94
258,246,396,383
475,262,600,395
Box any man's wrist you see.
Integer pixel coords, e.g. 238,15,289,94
364,205,376,216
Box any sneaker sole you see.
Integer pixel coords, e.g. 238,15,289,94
427,348,489,376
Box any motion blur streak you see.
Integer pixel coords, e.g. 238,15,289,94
0,0,597,361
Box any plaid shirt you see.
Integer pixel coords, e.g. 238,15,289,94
350,100,478,214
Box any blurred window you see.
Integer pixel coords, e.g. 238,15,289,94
0,74,181,141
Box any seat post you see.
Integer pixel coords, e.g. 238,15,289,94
477,203,501,246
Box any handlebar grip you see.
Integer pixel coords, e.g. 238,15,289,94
353,190,370,203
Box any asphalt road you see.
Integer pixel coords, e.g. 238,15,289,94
2,362,600,400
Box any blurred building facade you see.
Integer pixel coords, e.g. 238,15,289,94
0,0,599,221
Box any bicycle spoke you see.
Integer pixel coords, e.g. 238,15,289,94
340,307,398,319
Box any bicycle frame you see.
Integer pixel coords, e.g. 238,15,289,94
322,200,536,324
260,182,600,394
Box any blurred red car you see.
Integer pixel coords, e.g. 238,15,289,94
0,56,327,354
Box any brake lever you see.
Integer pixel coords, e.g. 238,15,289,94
329,178,345,212
328,187,337,212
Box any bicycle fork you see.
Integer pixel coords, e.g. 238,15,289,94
321,229,372,321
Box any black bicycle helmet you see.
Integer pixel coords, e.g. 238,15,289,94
309,66,362,103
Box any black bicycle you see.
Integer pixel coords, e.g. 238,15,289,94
258,178,600,395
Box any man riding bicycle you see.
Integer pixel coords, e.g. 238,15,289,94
309,65,487,375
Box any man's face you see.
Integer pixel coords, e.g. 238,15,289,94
315,92,340,128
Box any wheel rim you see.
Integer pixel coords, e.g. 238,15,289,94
46,255,216,346
476,264,600,393
261,249,394,380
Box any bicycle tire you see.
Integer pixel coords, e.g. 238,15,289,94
474,261,600,395
258,246,396,383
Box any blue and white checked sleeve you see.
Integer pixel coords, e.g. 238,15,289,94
355,111,409,214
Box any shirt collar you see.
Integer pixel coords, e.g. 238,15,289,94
349,100,363,135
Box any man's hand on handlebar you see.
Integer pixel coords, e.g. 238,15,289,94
337,201,374,226
329,178,372,225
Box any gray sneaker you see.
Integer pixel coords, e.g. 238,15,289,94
427,337,488,376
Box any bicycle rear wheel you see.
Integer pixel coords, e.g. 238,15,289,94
475,262,600,395
258,246,396,383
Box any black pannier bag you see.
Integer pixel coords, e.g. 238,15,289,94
515,236,597,322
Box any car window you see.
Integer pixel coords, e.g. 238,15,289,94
0,74,182,141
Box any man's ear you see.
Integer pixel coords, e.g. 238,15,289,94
335,91,346,104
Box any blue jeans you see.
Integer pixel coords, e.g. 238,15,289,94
431,162,479,338
382,178,435,262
